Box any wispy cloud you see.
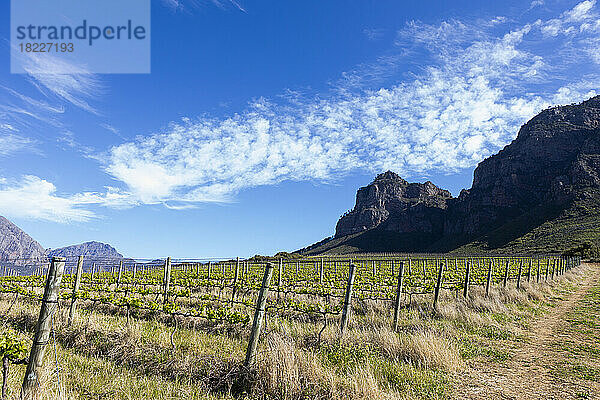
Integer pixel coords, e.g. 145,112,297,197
99,1,599,208
8,1,600,221
19,53,103,114
100,123,126,140
0,133,36,156
161,0,245,12
363,28,386,41
529,0,545,10
0,176,96,223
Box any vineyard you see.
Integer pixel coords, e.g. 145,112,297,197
0,254,581,399
0,255,579,327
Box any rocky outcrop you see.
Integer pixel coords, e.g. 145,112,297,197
0,216,46,265
47,241,123,259
321,96,600,254
445,96,600,236
335,171,451,237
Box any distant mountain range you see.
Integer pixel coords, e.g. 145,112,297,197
0,217,123,273
300,96,600,258
0,216,46,266
47,241,123,260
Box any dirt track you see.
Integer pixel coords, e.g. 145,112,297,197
454,264,600,400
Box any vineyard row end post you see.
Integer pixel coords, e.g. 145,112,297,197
232,257,240,304
21,257,65,400
433,261,445,310
485,261,493,296
116,260,124,289
517,261,523,289
463,261,471,298
68,255,84,325
392,261,405,331
340,263,357,336
163,257,172,304
278,258,283,287
244,262,274,367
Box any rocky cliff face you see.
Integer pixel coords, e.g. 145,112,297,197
326,96,600,253
335,171,452,237
445,96,600,236
0,216,46,265
47,241,123,259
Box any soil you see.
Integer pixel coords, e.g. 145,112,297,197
453,264,600,400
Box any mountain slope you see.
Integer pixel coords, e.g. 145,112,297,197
0,216,46,265
301,96,600,257
47,241,123,259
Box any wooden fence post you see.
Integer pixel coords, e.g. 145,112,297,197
319,259,324,284
433,261,445,310
503,260,509,287
132,263,137,281
68,255,84,325
207,261,212,280
232,257,240,303
340,263,357,336
278,258,283,287
244,262,274,367
392,261,405,331
163,257,172,304
485,261,493,296
545,260,549,281
116,260,124,289
536,259,541,283
21,257,65,399
527,260,532,282
463,261,471,298
517,261,523,289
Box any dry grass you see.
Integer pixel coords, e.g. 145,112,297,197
0,263,586,400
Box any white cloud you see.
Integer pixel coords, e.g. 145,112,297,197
566,0,596,22
0,175,142,223
0,54,101,157
0,176,96,223
530,0,544,9
99,3,600,208
363,28,386,41
161,0,245,12
18,53,102,114
542,0,597,36
490,16,507,25
0,134,36,156
100,123,126,140
6,1,600,222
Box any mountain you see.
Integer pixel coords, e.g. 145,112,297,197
335,171,451,238
0,216,46,266
47,241,124,268
0,214,124,273
301,96,600,257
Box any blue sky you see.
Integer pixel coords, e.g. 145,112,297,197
0,0,599,258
